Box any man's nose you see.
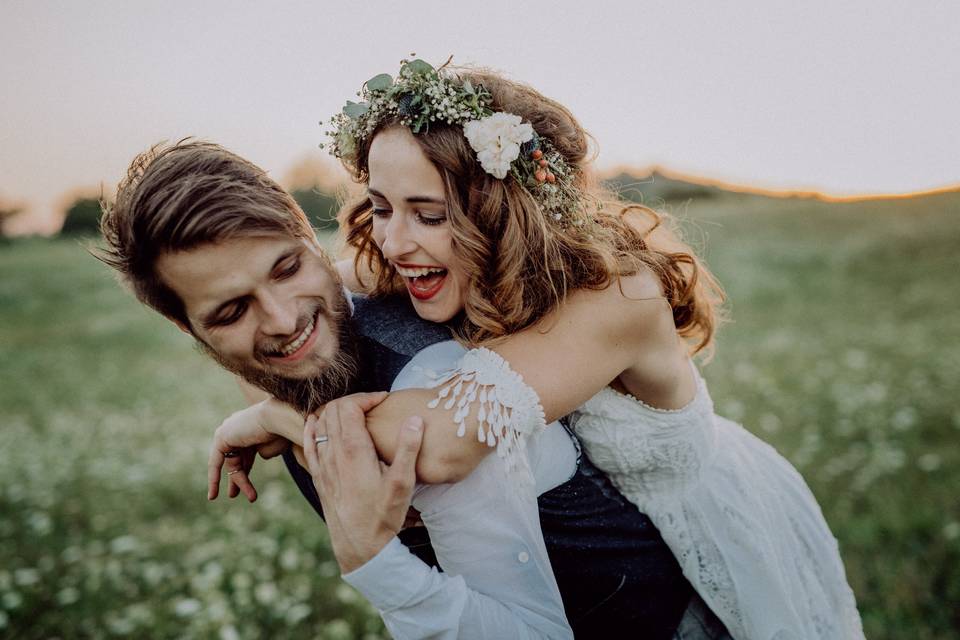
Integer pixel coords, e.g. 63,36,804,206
258,293,299,337
379,214,417,261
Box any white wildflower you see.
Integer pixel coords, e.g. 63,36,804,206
56,586,80,605
286,602,311,625
141,562,165,586
2,591,23,609
335,583,359,604
759,413,781,434
220,625,241,640
280,549,299,570
173,597,202,617
891,407,917,431
106,614,135,635
322,619,352,640
231,572,253,590
255,582,278,605
917,453,941,472
27,511,52,536
110,535,139,554
13,569,39,587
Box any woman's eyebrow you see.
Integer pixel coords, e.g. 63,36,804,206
368,188,445,205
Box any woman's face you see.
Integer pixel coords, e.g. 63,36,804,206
367,126,470,323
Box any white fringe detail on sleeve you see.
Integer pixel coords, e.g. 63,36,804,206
424,347,547,484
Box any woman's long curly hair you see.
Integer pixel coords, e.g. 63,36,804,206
339,67,725,355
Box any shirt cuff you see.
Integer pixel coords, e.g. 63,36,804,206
341,536,438,612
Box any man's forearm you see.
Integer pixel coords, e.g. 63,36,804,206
260,399,307,443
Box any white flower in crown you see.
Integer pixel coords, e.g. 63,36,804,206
462,112,534,179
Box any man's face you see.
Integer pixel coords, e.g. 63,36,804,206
156,234,357,412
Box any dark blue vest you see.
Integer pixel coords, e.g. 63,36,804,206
283,295,692,638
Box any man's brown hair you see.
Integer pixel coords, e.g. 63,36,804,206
98,140,316,329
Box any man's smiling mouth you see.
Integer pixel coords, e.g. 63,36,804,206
265,307,321,361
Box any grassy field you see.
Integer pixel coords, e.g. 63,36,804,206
1,190,958,638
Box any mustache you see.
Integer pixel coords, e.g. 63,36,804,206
196,292,360,414
252,300,325,361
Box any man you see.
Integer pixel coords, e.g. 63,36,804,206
99,140,728,639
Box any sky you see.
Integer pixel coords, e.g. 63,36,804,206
1,0,958,233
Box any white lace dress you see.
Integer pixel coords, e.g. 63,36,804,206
429,349,865,640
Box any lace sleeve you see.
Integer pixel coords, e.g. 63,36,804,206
424,347,547,482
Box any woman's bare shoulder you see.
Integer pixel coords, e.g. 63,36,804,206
557,269,669,338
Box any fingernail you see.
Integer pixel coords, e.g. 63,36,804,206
406,416,423,432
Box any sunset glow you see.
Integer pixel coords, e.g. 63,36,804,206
1,1,958,234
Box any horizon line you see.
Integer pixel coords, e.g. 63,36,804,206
5,164,959,237
598,164,960,203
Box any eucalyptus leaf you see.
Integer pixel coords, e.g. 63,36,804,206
462,79,474,94
365,73,393,92
405,59,435,76
342,101,369,119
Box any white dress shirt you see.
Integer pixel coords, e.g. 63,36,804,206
342,341,577,639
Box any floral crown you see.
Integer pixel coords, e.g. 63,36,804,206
320,58,585,224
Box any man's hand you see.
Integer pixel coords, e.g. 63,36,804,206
208,400,297,502
302,392,424,574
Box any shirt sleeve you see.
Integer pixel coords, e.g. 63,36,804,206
342,452,572,640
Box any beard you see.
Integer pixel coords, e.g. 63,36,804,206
198,290,360,415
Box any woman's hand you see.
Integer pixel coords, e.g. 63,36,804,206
206,399,308,502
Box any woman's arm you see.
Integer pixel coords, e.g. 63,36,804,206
225,271,692,484
364,271,695,483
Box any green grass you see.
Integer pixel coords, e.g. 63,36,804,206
1,191,958,638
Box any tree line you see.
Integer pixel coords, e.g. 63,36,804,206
1,187,342,239
3,171,720,239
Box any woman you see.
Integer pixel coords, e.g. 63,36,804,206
219,59,864,638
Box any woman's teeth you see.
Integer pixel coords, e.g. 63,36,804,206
277,314,316,356
394,265,446,278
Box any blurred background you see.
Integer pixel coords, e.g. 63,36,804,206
1,1,958,638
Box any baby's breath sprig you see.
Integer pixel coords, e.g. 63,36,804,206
320,58,492,163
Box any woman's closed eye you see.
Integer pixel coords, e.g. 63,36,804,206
416,211,447,226
370,204,446,226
